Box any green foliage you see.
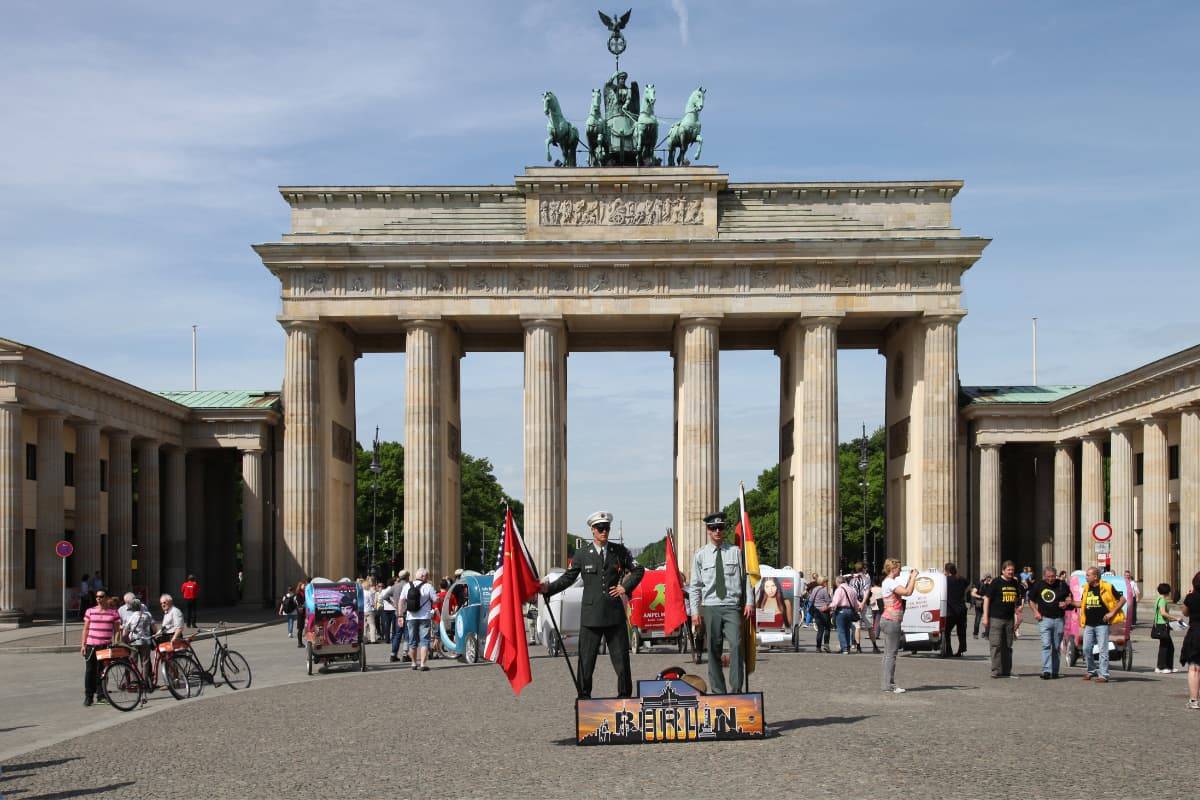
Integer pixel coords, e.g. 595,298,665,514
637,537,667,567
838,426,887,567
354,441,523,576
720,464,781,567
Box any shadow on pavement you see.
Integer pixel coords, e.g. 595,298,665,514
0,725,37,734
903,684,978,692
0,757,80,773
17,780,136,799
768,714,873,735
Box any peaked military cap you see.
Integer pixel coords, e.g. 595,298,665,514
586,510,614,528
703,512,727,527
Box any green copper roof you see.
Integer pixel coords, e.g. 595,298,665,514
156,390,281,410
961,385,1086,405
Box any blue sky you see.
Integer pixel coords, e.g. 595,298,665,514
3,1,1197,545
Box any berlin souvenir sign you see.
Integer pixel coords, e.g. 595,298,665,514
576,679,765,746
55,540,74,559
1091,521,1113,542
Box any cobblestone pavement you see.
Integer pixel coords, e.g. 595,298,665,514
0,622,1190,799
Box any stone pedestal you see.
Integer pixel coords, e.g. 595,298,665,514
241,449,264,605
282,320,323,583
163,446,186,595
921,313,961,570
404,320,445,576
136,438,160,600
523,318,567,572
0,402,24,623
1080,435,1105,569
35,413,65,612
978,443,1002,576
1141,417,1170,592
800,316,840,580
107,432,133,593
74,422,102,583
674,317,720,564
1052,442,1076,571
1108,426,1134,573
1181,408,1200,581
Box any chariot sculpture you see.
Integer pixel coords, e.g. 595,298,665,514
543,9,706,168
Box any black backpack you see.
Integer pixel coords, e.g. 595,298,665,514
281,593,297,614
406,581,425,611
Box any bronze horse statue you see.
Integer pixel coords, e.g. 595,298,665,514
543,90,579,167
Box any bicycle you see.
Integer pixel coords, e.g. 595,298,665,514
196,622,253,690
95,644,192,711
151,633,206,699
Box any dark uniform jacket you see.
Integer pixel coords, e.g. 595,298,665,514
546,543,644,628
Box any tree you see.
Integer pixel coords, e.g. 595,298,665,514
720,464,781,567
460,453,524,572
838,426,887,570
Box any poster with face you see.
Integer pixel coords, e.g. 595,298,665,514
899,569,946,635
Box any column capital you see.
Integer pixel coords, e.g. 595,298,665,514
1053,438,1077,450
520,316,566,331
278,317,323,332
74,419,102,431
0,400,22,413
106,429,133,443
239,445,265,456
1079,431,1106,443
978,441,1003,451
798,312,845,328
36,410,67,422
1137,414,1169,429
1106,422,1136,435
921,310,967,325
400,316,446,332
677,314,723,329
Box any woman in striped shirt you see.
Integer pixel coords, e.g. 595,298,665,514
80,591,121,706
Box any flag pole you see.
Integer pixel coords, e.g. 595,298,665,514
739,480,751,693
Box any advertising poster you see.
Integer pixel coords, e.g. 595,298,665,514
900,569,945,637
305,580,362,645
629,568,668,630
576,679,765,745
755,568,797,631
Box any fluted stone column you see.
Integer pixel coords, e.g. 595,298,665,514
674,317,720,563
1052,441,1076,571
241,448,264,605
978,443,1002,577
1035,449,1055,569
404,320,444,576
1180,407,1200,579
1109,425,1135,573
921,313,961,570
0,401,24,621
1080,434,1105,570
1141,417,1170,591
107,432,133,592
185,454,206,576
163,446,186,595
135,438,160,600
282,320,323,582
800,316,840,580
523,318,567,572
35,413,65,611
75,422,102,581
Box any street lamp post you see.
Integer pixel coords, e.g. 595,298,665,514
369,427,382,579
858,422,870,569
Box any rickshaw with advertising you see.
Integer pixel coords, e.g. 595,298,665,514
755,566,805,652
628,567,690,654
1065,570,1133,671
438,571,493,664
303,578,367,675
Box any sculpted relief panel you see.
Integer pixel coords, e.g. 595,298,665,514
538,195,703,226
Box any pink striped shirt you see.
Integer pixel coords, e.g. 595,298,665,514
84,606,120,646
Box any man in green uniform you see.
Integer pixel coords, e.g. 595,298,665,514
689,512,755,694
541,511,644,698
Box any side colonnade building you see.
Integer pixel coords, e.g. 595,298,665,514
0,339,281,626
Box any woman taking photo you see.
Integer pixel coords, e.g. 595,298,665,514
880,558,918,694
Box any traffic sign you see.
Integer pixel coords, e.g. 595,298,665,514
1093,541,1111,555
1091,521,1113,542
55,540,74,558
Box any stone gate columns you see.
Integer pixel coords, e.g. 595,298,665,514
35,413,64,611
1108,425,1135,574
800,316,840,581
1182,407,1200,578
0,401,24,622
921,312,962,570
674,316,720,563
404,320,445,576
1141,417,1170,592
1080,434,1104,569
241,448,264,605
1052,441,1076,571
978,443,1001,576
523,318,567,572
75,422,102,583
107,432,132,592
282,320,323,583
185,455,206,577
136,438,161,600
163,446,186,595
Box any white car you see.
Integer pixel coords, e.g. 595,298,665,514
536,568,584,656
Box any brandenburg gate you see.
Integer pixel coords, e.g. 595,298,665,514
254,165,989,583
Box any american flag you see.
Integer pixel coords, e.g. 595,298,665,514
484,507,540,694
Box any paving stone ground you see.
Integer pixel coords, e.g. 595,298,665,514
0,620,1190,799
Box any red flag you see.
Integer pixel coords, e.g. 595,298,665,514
484,509,540,695
662,532,688,635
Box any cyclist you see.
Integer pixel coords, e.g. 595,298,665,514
157,594,185,644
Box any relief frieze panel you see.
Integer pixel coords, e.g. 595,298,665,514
538,195,704,227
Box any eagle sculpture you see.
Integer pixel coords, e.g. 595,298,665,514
598,9,632,33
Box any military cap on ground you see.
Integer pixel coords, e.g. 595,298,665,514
586,510,614,528
703,512,727,526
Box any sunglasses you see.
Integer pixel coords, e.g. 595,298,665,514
706,524,725,531
593,524,610,532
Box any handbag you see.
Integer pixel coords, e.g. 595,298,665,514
1150,622,1169,640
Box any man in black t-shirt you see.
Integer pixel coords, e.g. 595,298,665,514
941,562,970,658
1026,566,1073,679
982,561,1023,678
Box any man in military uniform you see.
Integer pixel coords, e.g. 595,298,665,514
689,512,754,694
541,511,644,698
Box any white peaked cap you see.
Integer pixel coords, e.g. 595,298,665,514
586,510,614,528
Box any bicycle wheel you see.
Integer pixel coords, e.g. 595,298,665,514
220,650,252,690
176,653,206,697
163,656,190,700
101,661,143,711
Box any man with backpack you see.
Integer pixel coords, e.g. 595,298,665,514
385,570,411,663
405,568,439,671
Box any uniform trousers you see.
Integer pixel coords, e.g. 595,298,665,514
701,605,744,694
577,623,632,698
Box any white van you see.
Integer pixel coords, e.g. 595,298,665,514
898,567,947,653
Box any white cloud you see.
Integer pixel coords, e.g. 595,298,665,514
670,0,690,46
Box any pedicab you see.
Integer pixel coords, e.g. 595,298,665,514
754,566,804,652
303,578,366,675
628,567,690,654
1065,570,1133,671
438,571,493,664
